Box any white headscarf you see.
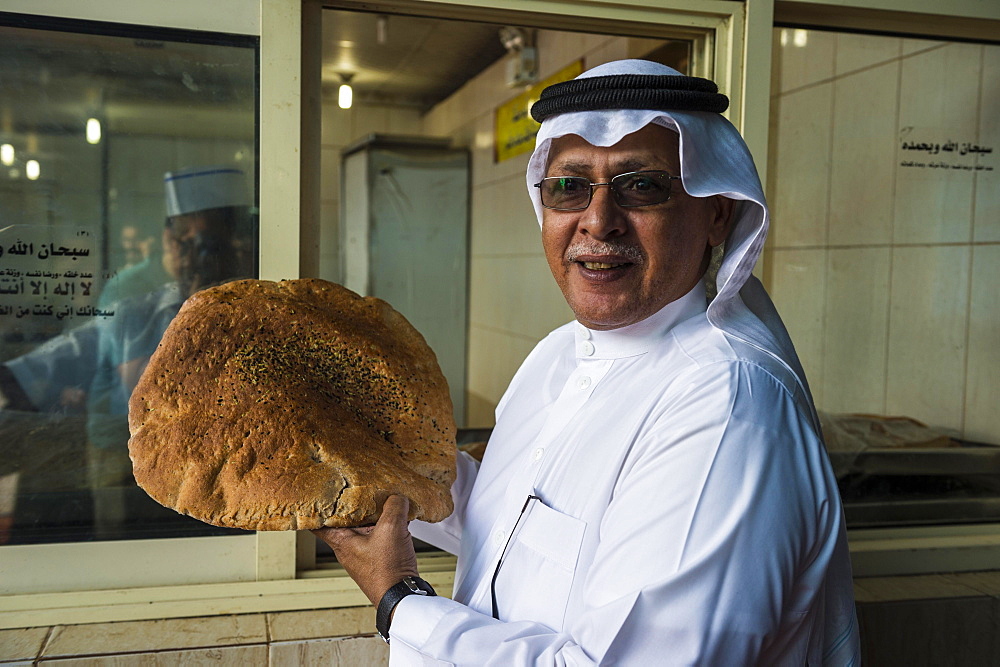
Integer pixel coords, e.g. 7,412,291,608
526,58,815,412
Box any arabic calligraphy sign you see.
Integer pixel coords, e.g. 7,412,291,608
897,127,995,173
0,226,110,336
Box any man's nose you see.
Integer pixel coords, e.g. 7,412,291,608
578,184,627,239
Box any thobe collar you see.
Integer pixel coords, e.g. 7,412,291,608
573,280,707,360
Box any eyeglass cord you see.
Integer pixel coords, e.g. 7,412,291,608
490,494,541,620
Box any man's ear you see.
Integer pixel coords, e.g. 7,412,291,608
707,195,736,247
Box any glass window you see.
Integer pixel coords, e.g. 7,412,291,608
767,27,999,528
0,15,258,544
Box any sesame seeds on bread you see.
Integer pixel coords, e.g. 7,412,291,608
127,278,457,530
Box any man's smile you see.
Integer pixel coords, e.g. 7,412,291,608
580,261,628,270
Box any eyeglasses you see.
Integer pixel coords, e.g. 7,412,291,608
534,170,681,211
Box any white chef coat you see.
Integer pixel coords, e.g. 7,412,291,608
400,280,859,666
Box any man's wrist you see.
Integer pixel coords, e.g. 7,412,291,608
375,575,436,644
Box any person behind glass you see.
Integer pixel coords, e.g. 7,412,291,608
85,166,254,536
0,166,254,416
314,59,860,665
0,166,254,539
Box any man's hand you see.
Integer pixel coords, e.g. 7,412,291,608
313,495,419,605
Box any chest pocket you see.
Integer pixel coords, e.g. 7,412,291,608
493,498,587,631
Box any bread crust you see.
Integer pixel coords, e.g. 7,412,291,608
127,278,457,530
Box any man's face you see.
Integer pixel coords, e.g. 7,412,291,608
541,124,733,330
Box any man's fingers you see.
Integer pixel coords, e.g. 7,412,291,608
313,524,375,548
379,495,410,526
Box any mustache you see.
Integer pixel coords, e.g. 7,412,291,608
566,240,644,264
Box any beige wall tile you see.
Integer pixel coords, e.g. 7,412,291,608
349,105,389,145
267,606,374,642
42,615,267,658
269,635,387,666
942,570,1000,596
820,247,891,414
829,62,898,246
964,245,1000,443
886,245,970,433
318,198,341,283
835,32,901,76
853,573,981,602
333,636,390,665
893,161,975,245
465,325,541,427
767,83,833,247
772,28,835,94
468,256,571,342
0,626,49,661
768,248,828,406
584,39,631,71
321,145,342,202
469,113,499,188
470,178,542,258
895,43,982,244
974,45,1000,243
39,644,267,666
321,101,354,147
902,38,947,57
386,107,423,136
538,30,591,79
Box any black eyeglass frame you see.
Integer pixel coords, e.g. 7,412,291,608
533,170,682,211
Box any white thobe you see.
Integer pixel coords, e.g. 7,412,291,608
399,282,860,666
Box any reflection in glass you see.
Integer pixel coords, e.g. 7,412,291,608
0,18,257,544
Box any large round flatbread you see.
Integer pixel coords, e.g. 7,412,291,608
127,278,457,530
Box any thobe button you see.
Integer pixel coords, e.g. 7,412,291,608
580,341,595,356
532,447,545,462
577,376,592,390
494,529,505,546
579,326,592,340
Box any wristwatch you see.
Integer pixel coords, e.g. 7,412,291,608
376,575,436,644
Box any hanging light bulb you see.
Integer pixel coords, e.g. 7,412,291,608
86,117,102,144
26,159,40,180
0,144,13,166
338,73,354,110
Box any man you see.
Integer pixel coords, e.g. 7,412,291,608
316,59,859,665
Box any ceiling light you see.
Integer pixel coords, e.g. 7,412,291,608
338,73,354,110
86,117,102,144
0,144,13,166
26,159,40,180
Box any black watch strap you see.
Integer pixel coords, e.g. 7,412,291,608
376,576,436,644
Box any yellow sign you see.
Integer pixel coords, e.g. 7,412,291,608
494,60,584,163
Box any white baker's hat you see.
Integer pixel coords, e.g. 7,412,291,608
164,166,250,217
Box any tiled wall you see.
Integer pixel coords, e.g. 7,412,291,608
766,28,999,443
0,607,387,665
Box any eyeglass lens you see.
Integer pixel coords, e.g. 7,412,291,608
537,171,675,210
